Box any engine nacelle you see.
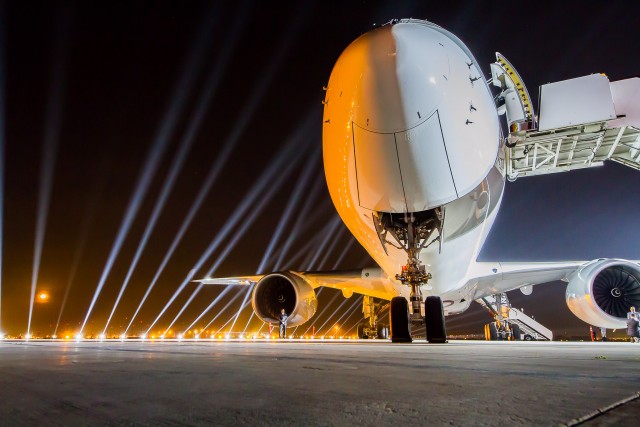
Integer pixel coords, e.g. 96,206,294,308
251,272,318,327
566,259,640,328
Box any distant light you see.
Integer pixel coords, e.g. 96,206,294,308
195,334,200,341
65,335,70,340
178,334,183,342
52,334,57,339
75,334,82,342
141,334,147,340
38,291,49,302
120,334,126,341
225,334,231,340
0,332,5,340
26,333,32,340
99,334,106,341
160,335,165,340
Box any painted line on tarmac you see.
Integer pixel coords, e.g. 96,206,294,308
561,391,640,426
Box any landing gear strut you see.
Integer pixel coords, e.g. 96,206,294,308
356,296,389,339
375,210,448,344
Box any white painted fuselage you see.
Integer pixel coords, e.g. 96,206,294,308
322,20,505,314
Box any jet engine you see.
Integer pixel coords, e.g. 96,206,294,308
251,272,318,327
566,259,640,328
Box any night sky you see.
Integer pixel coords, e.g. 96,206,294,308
2,1,640,338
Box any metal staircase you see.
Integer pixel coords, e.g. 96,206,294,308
477,293,553,341
505,123,640,181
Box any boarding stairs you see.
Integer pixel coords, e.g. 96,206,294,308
477,293,553,341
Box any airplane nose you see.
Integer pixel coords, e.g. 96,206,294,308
325,20,500,213
343,23,450,133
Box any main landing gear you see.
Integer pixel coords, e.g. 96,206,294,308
374,210,447,344
356,296,389,339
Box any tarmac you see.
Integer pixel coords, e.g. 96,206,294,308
0,339,639,426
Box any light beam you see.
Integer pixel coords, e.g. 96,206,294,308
80,4,218,333
327,296,363,335
315,293,357,336
304,216,342,270
0,3,5,334
256,148,319,273
125,14,314,333
202,287,248,334
160,145,306,334
181,285,236,335
144,125,314,335
302,289,342,336
272,175,325,270
317,227,345,270
28,6,71,336
103,2,246,335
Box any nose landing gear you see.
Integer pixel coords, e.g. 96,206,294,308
391,252,447,343
373,209,447,344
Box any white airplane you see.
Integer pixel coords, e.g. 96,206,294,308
202,19,640,343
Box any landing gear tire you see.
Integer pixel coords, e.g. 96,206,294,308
511,324,521,341
524,334,533,341
485,322,498,340
425,296,447,343
390,297,412,343
376,323,389,339
357,324,368,339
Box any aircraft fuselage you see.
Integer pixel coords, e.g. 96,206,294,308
322,19,505,313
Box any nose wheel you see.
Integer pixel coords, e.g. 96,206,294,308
425,296,447,343
389,297,412,342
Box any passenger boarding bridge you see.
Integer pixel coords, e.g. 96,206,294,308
491,53,640,181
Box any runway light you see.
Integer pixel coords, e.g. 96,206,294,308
225,334,230,340
178,334,183,342
99,333,106,341
0,332,5,340
141,334,147,341
161,335,165,340
119,334,125,341
75,334,82,342
52,334,57,339
26,333,32,340
65,335,70,340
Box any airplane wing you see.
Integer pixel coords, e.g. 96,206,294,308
196,276,262,286
472,261,586,298
197,268,395,300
